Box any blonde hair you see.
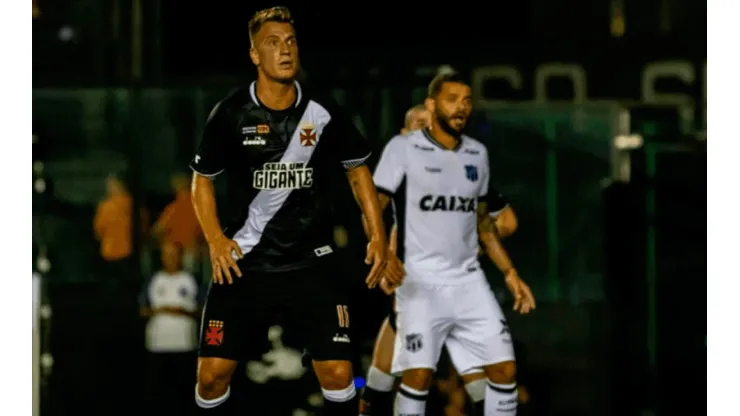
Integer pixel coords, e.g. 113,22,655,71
248,7,294,45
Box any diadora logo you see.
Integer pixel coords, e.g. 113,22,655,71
332,333,350,343
419,195,476,212
463,148,480,155
243,136,266,146
253,162,314,190
424,166,442,173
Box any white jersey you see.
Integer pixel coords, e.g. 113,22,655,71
143,271,200,352
373,129,490,285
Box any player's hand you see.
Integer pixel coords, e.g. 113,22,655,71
383,250,405,286
364,238,387,289
379,277,398,295
504,270,536,314
208,235,243,285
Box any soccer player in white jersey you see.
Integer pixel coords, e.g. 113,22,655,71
360,105,519,416
372,72,536,416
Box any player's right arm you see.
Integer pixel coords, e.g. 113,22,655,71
370,137,406,294
388,223,398,254
190,101,243,285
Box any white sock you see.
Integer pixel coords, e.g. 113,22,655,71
395,384,428,416
194,384,231,409
465,378,487,403
366,366,396,392
322,381,357,403
485,382,518,415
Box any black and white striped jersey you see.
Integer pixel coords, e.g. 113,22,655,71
189,81,371,272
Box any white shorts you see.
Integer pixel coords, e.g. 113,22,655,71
391,276,515,376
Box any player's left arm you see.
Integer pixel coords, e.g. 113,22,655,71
478,203,536,314
476,151,534,313
347,166,386,250
477,203,514,274
323,108,403,287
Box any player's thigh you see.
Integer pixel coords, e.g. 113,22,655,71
199,283,263,363
449,280,515,367
286,288,354,362
371,317,396,373
445,336,485,377
391,283,451,375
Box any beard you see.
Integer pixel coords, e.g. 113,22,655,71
436,109,465,138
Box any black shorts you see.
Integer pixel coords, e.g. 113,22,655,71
199,259,353,362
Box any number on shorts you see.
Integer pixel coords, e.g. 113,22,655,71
336,305,350,328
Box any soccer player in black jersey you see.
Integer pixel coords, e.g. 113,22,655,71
359,106,519,416
189,7,404,415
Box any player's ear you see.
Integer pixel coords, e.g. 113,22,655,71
424,97,435,114
249,46,260,66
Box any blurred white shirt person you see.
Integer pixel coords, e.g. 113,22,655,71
140,241,203,415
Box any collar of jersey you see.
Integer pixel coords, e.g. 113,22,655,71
249,80,303,109
422,128,463,152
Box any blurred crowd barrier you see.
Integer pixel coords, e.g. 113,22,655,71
32,84,704,415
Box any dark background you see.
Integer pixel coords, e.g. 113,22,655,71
32,1,707,415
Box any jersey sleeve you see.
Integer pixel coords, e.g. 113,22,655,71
487,189,509,217
189,101,234,178
478,146,491,198
323,110,372,170
373,137,406,196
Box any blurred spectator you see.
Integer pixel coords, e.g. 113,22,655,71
244,325,320,415
139,241,203,416
93,175,149,287
153,173,203,273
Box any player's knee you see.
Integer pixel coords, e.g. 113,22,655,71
484,361,517,384
401,368,434,391
314,360,354,390
372,354,393,375
460,370,487,385
197,358,236,399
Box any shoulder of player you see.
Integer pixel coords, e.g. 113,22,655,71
398,129,437,152
460,135,488,157
383,133,416,152
211,86,253,117
298,83,358,121
302,90,344,118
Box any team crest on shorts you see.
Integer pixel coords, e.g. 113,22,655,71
464,165,479,182
299,122,317,147
205,320,224,346
405,333,423,352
